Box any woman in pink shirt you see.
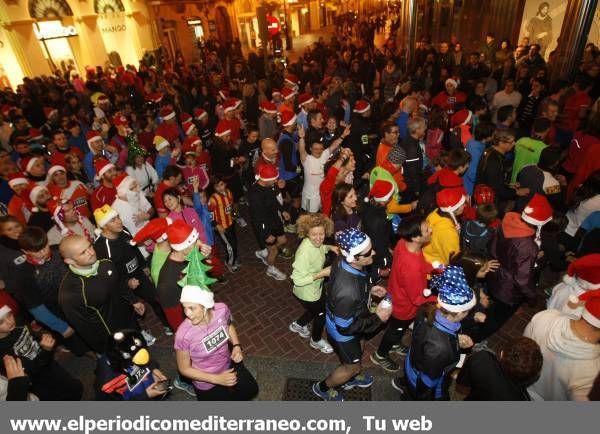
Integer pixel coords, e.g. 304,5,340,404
175,284,258,400
162,188,208,244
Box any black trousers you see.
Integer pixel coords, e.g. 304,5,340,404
294,290,326,342
31,361,83,401
194,363,258,401
463,298,519,343
376,316,413,357
134,271,170,329
216,225,239,266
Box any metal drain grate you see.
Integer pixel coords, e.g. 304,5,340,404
282,377,372,401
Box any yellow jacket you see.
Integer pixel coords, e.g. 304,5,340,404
423,209,460,265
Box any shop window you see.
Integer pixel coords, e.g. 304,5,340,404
94,0,125,14
28,0,73,19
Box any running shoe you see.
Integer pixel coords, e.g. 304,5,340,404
289,321,311,338
370,352,400,372
255,249,268,266
389,344,409,356
342,373,375,390
173,376,196,397
236,217,248,228
266,265,287,281
278,247,293,260
310,339,334,354
312,383,344,401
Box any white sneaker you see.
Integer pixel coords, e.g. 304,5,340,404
310,339,334,354
141,329,156,346
266,265,287,280
255,249,268,266
289,321,310,338
236,217,248,227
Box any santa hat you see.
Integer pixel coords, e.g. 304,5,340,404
218,89,229,100
451,109,472,128
93,204,119,228
183,136,201,155
180,112,192,124
284,74,299,88
29,185,49,206
335,227,371,263
564,254,600,292
153,135,170,151
130,217,173,245
522,193,553,245
180,284,215,308
160,107,175,121
298,93,314,107
146,92,163,104
214,122,232,137
271,88,282,98
353,100,371,113
28,128,44,142
112,114,128,127
256,164,279,182
193,108,208,120
429,265,476,312
21,156,42,174
113,173,135,197
8,172,28,188
182,120,195,135
166,220,199,251
0,304,11,319
223,98,238,113
445,78,458,88
473,184,495,205
86,130,103,146
436,188,466,226
280,111,297,127
47,199,69,235
43,107,58,119
260,101,277,114
367,179,395,203
574,289,600,329
47,165,66,180
94,158,114,179
281,87,295,101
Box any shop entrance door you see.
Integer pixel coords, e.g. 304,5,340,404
35,20,79,74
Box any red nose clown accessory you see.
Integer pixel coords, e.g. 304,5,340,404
166,220,199,252
522,193,553,246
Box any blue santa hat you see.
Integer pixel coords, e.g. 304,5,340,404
429,265,476,313
335,227,371,263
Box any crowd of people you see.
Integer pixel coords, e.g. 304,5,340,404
0,16,599,402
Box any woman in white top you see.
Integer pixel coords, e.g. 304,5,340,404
126,154,159,199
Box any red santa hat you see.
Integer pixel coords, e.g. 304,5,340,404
271,88,282,97
113,173,135,196
564,254,600,291
259,101,277,114
223,98,239,113
94,158,114,180
159,107,176,121
436,188,466,226
451,109,472,128
353,100,371,113
576,289,600,329
182,120,196,136
86,130,103,146
20,156,42,174
522,193,553,227
218,89,230,100
445,78,459,88
145,92,163,104
28,128,44,142
280,111,297,127
281,87,295,101
43,107,58,119
28,185,49,206
193,108,208,120
8,172,29,189
182,136,201,155
367,179,395,203
256,164,279,182
284,74,299,88
166,220,199,251
112,114,128,127
214,122,232,137
47,165,66,179
0,303,11,319
298,93,314,107
180,112,192,124
130,217,173,245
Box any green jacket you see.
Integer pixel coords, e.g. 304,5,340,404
511,137,548,183
291,238,328,302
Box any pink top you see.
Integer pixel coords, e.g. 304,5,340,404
168,207,208,244
174,303,232,390
182,165,210,192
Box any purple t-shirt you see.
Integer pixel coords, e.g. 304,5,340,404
174,303,232,390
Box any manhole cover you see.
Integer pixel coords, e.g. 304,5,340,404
282,377,372,401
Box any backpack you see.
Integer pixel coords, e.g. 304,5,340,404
460,220,492,257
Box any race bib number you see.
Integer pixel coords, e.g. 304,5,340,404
202,326,229,354
126,366,151,391
73,197,87,208
126,257,139,274
225,204,233,215
448,97,456,104
361,134,369,145
187,175,198,185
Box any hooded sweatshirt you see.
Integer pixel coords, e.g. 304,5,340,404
524,309,600,401
423,209,459,266
547,275,595,318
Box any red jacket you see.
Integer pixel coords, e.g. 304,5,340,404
388,240,436,320
431,90,467,114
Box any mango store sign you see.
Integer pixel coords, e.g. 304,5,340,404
34,24,77,41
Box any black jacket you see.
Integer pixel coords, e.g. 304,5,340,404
361,203,393,274
248,182,284,242
400,135,424,201
476,147,516,203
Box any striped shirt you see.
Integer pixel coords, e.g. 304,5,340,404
209,189,234,228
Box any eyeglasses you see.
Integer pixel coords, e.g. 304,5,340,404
356,247,373,258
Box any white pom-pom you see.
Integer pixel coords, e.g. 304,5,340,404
129,239,137,246
432,261,442,269
364,196,369,202
568,294,580,304
423,288,432,297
